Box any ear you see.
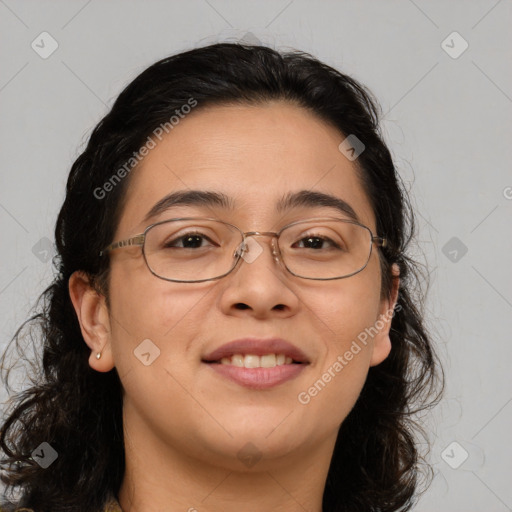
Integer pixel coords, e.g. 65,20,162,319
370,263,400,367
68,270,115,372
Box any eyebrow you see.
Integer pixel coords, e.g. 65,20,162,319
142,189,360,225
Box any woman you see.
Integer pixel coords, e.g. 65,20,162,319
0,42,442,512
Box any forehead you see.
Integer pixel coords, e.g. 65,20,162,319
117,101,376,235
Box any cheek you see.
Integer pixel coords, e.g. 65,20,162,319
308,281,379,379
107,268,213,427
107,262,209,368
304,264,382,347
295,270,382,420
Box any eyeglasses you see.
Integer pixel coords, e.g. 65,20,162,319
99,216,387,283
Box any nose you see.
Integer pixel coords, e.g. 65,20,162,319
221,231,300,318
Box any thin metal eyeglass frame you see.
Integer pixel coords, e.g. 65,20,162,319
99,216,388,283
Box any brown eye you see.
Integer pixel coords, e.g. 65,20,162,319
292,236,341,250
163,232,216,249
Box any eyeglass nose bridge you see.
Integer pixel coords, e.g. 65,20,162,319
233,231,282,265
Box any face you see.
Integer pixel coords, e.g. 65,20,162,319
71,101,399,475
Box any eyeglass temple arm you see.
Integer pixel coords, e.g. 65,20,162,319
373,236,387,248
99,234,145,256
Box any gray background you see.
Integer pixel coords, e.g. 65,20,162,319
1,1,511,510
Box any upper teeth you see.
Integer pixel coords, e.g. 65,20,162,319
220,354,294,368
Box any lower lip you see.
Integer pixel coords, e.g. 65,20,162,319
203,362,308,390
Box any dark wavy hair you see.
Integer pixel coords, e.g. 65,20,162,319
0,42,443,512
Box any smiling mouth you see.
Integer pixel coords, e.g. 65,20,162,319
202,353,306,367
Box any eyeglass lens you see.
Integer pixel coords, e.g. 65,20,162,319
142,218,373,282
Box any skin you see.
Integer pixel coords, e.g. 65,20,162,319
69,101,400,512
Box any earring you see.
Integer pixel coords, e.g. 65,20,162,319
96,352,102,359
